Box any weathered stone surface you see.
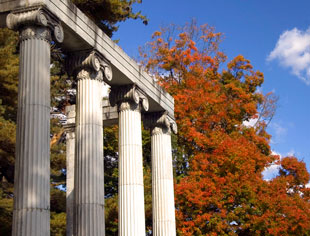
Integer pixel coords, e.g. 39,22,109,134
64,101,119,128
8,6,64,236
64,105,75,236
112,85,147,235
13,24,51,236
0,0,175,119
73,52,106,236
102,100,118,126
148,113,177,236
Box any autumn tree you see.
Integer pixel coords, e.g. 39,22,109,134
141,21,310,235
250,156,310,236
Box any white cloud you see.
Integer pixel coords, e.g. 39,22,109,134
263,164,280,181
270,122,287,144
262,150,282,181
262,150,301,181
267,27,310,84
286,149,295,157
271,150,282,157
243,118,258,128
273,123,287,137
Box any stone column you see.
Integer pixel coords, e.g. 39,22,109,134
6,8,63,236
67,51,112,236
64,105,76,236
109,85,149,236
145,112,177,236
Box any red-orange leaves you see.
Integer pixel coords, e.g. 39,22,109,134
280,156,310,186
141,21,310,235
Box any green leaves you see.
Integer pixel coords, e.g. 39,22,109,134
0,29,18,121
72,0,148,37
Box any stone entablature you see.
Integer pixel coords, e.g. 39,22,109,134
0,0,175,118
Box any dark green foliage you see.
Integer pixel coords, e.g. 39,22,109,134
0,29,18,235
51,189,66,213
142,126,151,164
105,195,118,235
0,191,13,235
104,125,119,198
51,212,66,236
72,0,148,37
0,111,16,191
50,119,66,186
144,165,152,233
0,28,18,121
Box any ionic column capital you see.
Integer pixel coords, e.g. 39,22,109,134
66,50,113,83
7,7,64,43
144,112,177,135
109,84,149,112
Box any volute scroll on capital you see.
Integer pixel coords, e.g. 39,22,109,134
6,7,64,43
66,50,113,83
144,112,177,135
109,84,149,112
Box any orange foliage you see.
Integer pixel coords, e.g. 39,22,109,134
141,21,310,235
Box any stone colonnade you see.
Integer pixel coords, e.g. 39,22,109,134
7,6,177,236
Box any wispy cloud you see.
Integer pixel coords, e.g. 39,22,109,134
270,122,287,144
267,27,310,84
273,123,287,137
286,149,295,157
262,150,281,180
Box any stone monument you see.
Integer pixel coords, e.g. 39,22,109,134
0,0,177,235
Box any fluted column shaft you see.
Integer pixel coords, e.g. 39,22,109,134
152,127,176,236
118,101,146,236
7,8,64,236
12,26,51,236
74,69,105,236
64,104,76,236
67,50,112,236
66,131,75,236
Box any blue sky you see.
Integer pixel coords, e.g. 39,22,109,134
113,0,310,174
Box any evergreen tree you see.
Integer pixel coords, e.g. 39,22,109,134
0,28,18,234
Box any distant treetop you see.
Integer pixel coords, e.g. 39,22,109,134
72,0,148,37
